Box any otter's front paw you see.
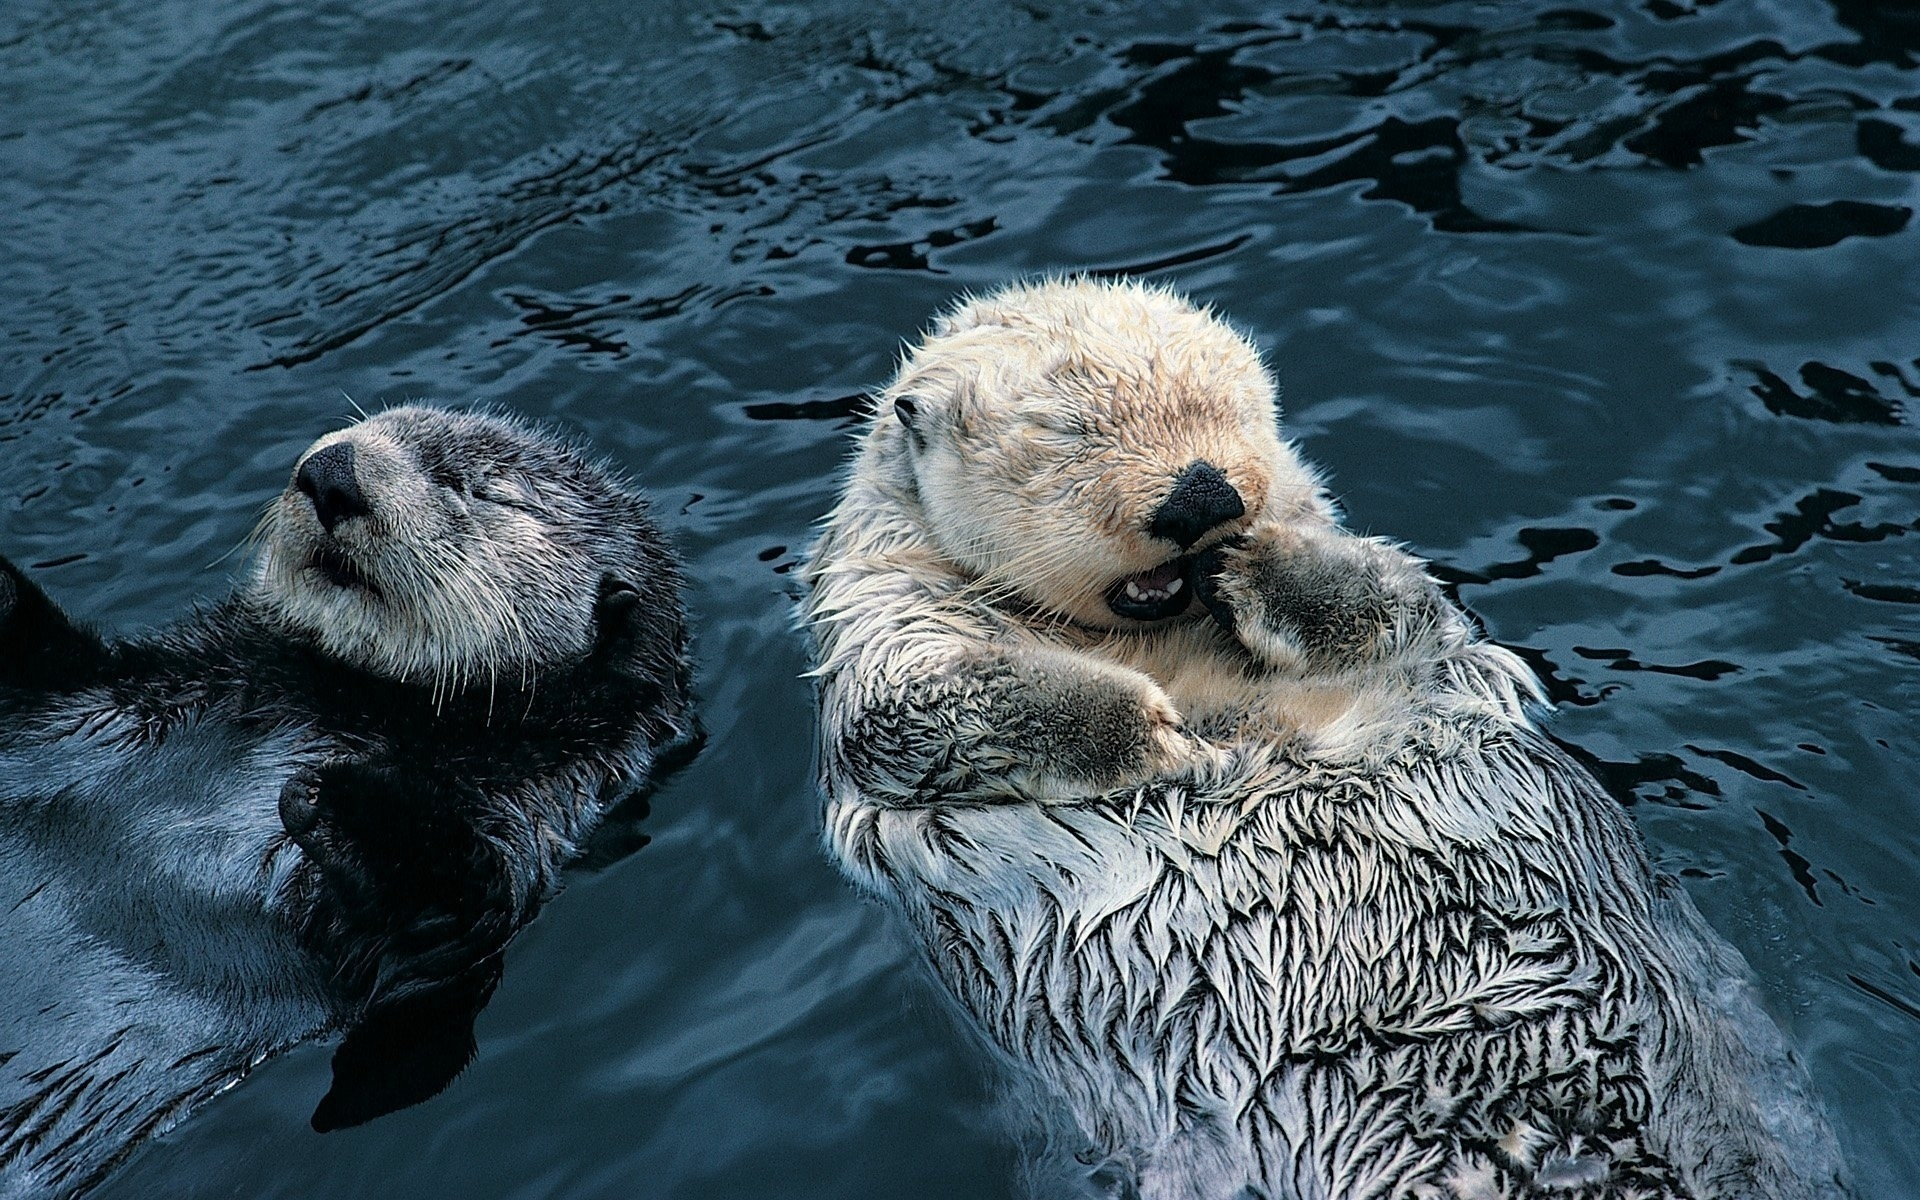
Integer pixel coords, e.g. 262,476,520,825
278,768,324,838
1006,651,1201,792
280,766,385,912
1190,524,1441,671
1190,537,1246,635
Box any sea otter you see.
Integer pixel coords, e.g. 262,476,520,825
0,405,694,1198
803,279,1848,1199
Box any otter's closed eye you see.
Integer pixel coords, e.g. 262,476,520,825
1023,408,1087,437
421,461,468,493
475,477,541,512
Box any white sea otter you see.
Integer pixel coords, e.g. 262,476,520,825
803,278,1848,1199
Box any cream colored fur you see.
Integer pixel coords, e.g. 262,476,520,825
803,278,1847,1200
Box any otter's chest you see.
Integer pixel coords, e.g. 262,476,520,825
848,761,1633,1091
0,705,338,1022
0,705,342,1194
843,769,1687,1196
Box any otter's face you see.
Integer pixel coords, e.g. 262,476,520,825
250,405,669,686
885,279,1326,630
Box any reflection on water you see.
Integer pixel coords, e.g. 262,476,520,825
1,0,1916,1195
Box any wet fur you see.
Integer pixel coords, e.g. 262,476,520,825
0,408,693,1198
804,279,1848,1199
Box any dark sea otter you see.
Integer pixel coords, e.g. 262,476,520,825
0,405,695,1198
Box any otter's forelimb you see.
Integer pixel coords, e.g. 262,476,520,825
279,762,520,1131
1192,523,1449,673
280,762,510,936
831,642,1204,804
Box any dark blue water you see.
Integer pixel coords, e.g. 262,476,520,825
2,0,1916,1195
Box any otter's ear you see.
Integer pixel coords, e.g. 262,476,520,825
590,573,644,662
891,394,935,453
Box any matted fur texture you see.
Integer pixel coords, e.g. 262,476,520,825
0,406,692,1198
804,278,1848,1199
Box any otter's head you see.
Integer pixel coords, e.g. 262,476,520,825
880,278,1327,629
249,405,678,687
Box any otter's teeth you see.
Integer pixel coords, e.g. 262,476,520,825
1125,575,1184,602
1107,557,1195,619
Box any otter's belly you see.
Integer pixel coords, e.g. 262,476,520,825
852,785,1612,1080
833,747,1833,1199
0,713,336,1197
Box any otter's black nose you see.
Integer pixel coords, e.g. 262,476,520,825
295,442,370,533
1149,461,1245,549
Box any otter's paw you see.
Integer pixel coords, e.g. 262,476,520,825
279,766,387,911
1003,649,1201,792
279,769,325,838
588,572,643,662
1189,537,1246,635
1191,524,1441,671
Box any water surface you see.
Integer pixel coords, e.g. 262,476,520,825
1,0,1916,1195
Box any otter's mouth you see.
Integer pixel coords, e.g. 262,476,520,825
309,544,382,600
1105,557,1193,621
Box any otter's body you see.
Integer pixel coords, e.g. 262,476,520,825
805,280,1846,1199
0,407,693,1197
0,691,330,1200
